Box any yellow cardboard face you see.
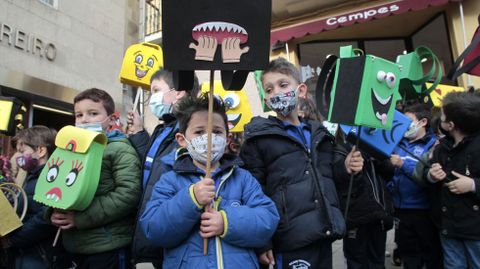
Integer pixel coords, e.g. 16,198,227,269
201,81,252,132
426,83,465,107
119,43,164,89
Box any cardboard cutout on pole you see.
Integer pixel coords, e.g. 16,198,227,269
119,43,164,89
162,0,272,90
396,46,442,103
341,110,412,160
34,126,107,210
328,46,401,129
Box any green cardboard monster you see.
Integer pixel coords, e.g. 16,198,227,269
328,46,402,129
34,126,107,210
396,46,442,103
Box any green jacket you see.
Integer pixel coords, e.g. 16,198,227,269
61,140,141,254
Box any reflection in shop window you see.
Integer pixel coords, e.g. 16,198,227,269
299,41,358,82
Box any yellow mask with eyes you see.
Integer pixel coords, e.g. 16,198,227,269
201,81,252,132
119,43,164,89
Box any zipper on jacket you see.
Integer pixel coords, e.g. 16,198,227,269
280,186,289,225
306,146,332,232
466,154,471,176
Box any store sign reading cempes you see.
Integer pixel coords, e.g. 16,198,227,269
0,22,56,61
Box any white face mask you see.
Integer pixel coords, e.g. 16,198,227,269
149,91,172,118
185,133,226,165
75,122,103,133
404,121,421,139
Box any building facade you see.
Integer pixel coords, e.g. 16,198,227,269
0,0,139,155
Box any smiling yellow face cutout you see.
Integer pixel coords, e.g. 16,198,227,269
201,81,252,133
119,43,164,89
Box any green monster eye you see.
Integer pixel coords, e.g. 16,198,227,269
45,157,64,183
47,166,59,182
65,169,79,187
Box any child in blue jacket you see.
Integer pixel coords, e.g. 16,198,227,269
140,94,279,269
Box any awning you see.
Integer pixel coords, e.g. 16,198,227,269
270,0,461,45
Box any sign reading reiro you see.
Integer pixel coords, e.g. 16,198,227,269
0,22,56,61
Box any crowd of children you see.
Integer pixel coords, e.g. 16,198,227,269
1,57,480,269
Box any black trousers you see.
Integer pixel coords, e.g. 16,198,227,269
343,220,388,269
71,247,131,269
273,240,332,269
395,209,443,269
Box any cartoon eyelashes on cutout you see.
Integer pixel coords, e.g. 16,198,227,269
46,157,84,186
377,71,396,88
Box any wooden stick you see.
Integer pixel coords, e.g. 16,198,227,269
203,70,215,256
132,87,142,114
52,227,61,247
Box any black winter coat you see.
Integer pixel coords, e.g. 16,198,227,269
129,114,179,265
428,132,480,240
333,144,394,229
9,165,69,268
240,116,346,252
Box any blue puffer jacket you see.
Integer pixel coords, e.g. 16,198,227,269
387,133,437,209
140,153,280,269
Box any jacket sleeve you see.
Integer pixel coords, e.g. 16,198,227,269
399,155,420,179
74,143,142,229
139,174,203,248
410,152,431,187
220,171,279,248
9,207,57,248
128,130,151,160
239,140,266,186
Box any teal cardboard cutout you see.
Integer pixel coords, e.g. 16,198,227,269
34,126,107,210
328,46,401,129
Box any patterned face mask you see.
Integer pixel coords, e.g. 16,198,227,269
185,133,227,165
267,89,297,117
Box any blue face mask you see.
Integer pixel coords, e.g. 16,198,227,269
75,122,103,132
149,91,172,118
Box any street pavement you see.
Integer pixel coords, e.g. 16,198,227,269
137,229,403,269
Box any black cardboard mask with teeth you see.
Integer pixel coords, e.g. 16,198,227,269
162,0,271,91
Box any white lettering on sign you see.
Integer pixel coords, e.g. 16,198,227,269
326,5,400,26
0,22,56,61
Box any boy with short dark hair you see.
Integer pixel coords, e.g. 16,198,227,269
428,91,480,268
50,88,141,269
140,94,279,269
126,69,200,266
240,57,363,269
387,103,443,269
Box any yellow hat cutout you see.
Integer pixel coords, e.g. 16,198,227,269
119,43,163,89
